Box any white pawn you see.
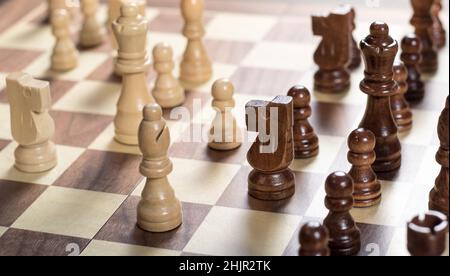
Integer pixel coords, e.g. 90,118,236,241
79,0,105,48
180,0,212,89
208,79,241,151
152,43,185,108
137,103,183,233
51,9,78,72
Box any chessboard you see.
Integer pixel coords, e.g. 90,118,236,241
0,0,448,256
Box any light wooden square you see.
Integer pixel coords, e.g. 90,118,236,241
184,206,300,256
81,240,181,256
0,23,54,51
0,143,84,186
290,135,345,174
53,80,121,116
133,158,241,205
205,13,277,42
242,41,316,71
12,186,126,239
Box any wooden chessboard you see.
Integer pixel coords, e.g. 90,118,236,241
0,0,448,256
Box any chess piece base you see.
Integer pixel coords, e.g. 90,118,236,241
153,87,186,109
314,69,350,93
51,54,78,72
137,201,183,233
208,141,241,151
354,191,382,208
80,32,104,48
15,142,57,173
294,137,319,159
248,169,295,201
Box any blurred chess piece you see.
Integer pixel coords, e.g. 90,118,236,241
180,0,212,89
79,0,105,48
51,9,78,72
208,79,241,151
152,43,185,108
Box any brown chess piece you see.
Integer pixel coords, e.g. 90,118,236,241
323,172,361,256
6,72,58,173
312,6,352,93
180,0,212,89
429,96,449,217
401,34,425,102
407,211,448,256
113,3,154,145
50,9,78,72
410,0,438,74
79,0,105,48
299,222,330,256
431,0,446,49
348,7,362,70
246,95,295,201
347,128,382,208
287,86,319,159
391,63,413,132
137,103,183,232
359,22,402,173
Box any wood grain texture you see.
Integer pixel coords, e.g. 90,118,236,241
0,180,47,227
54,150,142,194
0,228,90,256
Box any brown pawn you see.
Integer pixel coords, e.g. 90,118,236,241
246,95,295,201
410,0,438,74
299,222,330,256
391,63,413,132
359,22,401,172
323,172,361,256
287,86,319,159
347,128,382,208
431,0,446,49
312,6,352,93
407,211,448,256
348,7,361,70
429,96,449,217
401,34,425,101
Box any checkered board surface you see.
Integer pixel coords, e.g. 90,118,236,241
0,0,448,256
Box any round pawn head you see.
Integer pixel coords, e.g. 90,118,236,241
212,79,234,101
370,21,389,37
401,34,422,53
325,171,354,198
393,63,408,83
348,128,376,154
143,103,163,122
299,221,330,256
121,2,139,18
287,85,311,108
153,42,173,63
